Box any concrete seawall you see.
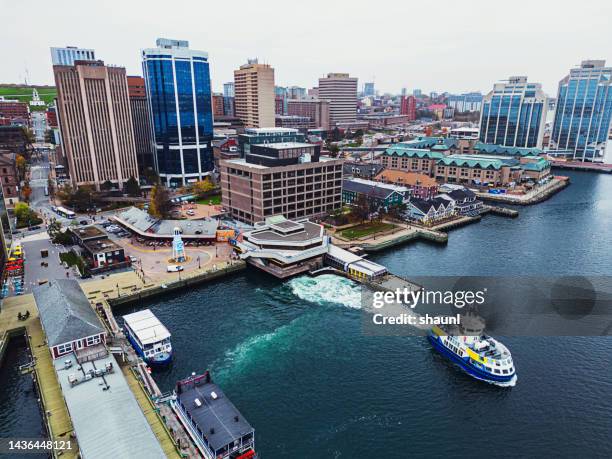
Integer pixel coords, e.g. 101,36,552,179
109,261,247,307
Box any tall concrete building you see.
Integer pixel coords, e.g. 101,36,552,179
127,76,155,175
318,73,358,127
400,95,416,121
287,98,330,130
53,59,139,190
142,39,214,187
50,46,96,66
234,59,275,128
479,76,547,149
550,60,612,162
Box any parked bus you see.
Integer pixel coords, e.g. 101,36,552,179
55,206,76,219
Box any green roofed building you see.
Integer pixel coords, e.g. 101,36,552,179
382,147,446,176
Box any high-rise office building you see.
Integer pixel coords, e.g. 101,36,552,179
364,82,375,97
142,38,214,187
234,59,275,128
50,46,96,66
318,73,358,127
127,76,155,174
479,76,547,148
53,59,139,190
223,82,235,116
212,94,225,118
550,60,612,161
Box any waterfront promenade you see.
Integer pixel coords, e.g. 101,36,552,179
475,177,569,205
0,294,78,459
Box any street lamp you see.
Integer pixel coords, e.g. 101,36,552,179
116,283,120,297
197,256,201,269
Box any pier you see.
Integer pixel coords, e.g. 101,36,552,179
0,294,78,459
476,177,569,205
551,160,612,174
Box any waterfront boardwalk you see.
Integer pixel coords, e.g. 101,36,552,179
0,294,78,459
476,177,569,205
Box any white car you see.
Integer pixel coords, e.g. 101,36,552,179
166,265,184,272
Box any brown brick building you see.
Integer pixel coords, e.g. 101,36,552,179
221,143,343,224
286,98,330,131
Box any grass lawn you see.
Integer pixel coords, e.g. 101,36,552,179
0,85,57,109
196,194,221,205
341,221,398,240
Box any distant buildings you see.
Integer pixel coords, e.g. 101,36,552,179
318,73,358,127
50,46,96,66
0,98,30,122
400,95,416,121
479,76,547,149
550,60,612,162
364,82,375,97
127,75,155,174
53,59,139,190
212,93,225,118
447,92,483,113
275,115,311,130
286,98,330,130
220,142,343,224
142,38,214,187
234,59,275,128
223,82,235,116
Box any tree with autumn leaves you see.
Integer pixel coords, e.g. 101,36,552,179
148,184,172,219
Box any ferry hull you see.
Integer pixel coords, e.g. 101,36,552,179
126,333,173,366
428,334,515,384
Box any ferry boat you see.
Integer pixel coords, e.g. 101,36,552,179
171,371,257,459
122,309,172,365
427,312,516,386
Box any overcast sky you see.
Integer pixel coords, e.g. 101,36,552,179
1,0,610,96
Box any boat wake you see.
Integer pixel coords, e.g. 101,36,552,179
287,274,362,309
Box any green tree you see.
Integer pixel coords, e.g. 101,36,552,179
100,180,113,191
125,176,141,197
327,143,340,158
21,182,32,202
149,184,171,218
70,186,94,212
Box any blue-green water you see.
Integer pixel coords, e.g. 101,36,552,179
120,171,612,458
2,171,611,457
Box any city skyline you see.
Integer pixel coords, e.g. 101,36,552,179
1,0,611,96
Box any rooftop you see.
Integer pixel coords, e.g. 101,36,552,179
247,217,324,243
71,225,106,240
473,142,543,157
122,309,171,345
115,207,218,238
255,142,314,150
343,179,406,200
83,238,122,253
55,352,166,459
384,147,445,160
176,374,254,453
33,279,104,347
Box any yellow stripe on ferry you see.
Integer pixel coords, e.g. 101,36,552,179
466,348,488,364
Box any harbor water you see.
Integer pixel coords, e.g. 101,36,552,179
2,170,611,457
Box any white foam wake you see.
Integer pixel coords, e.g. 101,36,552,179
287,274,362,309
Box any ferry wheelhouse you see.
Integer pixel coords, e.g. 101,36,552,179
428,313,516,385
122,309,172,365
171,372,257,459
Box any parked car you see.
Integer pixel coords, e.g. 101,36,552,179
186,210,195,216
79,220,88,225
129,256,138,263
166,265,184,272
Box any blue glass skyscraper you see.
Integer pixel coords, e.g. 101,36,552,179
550,60,612,162
479,76,547,149
142,38,213,187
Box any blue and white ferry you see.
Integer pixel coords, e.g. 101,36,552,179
122,309,172,365
428,313,516,386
